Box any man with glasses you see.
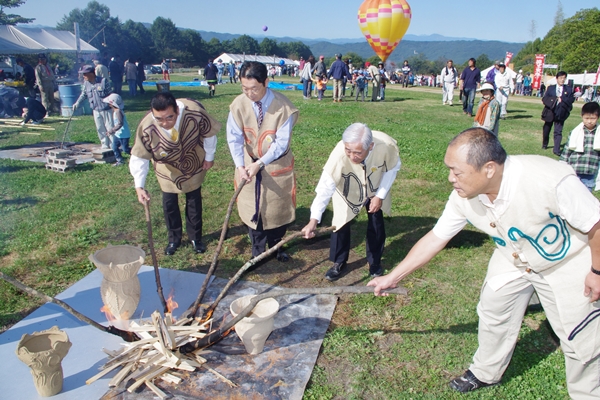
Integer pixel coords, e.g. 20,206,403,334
227,61,298,263
129,92,221,256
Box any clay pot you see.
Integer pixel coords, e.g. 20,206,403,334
230,295,279,355
89,244,145,320
15,326,72,397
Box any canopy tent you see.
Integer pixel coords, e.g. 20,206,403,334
215,53,299,66
0,25,98,55
545,73,600,86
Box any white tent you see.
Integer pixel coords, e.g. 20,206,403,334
0,25,98,55
215,53,299,66
545,73,599,86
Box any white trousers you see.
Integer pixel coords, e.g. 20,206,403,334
93,109,114,148
470,270,600,399
496,88,509,117
443,82,455,104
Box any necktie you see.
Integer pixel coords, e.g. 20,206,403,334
255,101,263,129
171,128,178,142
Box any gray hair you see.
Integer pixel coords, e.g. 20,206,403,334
342,123,373,150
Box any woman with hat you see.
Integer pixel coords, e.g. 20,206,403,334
473,82,500,136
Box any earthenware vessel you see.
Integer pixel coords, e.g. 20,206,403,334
89,244,145,320
15,326,72,397
230,295,279,355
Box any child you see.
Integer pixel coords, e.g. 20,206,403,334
560,101,600,191
354,72,367,102
312,74,327,101
102,93,131,166
473,82,500,136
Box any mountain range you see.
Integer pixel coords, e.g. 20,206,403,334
196,30,525,64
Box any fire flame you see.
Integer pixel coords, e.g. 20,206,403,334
100,304,116,322
166,292,179,314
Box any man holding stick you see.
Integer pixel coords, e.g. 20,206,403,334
301,123,401,281
227,61,299,262
368,128,600,398
129,92,221,256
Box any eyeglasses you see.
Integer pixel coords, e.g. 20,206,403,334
152,114,176,123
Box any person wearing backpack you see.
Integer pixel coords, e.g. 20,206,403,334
440,60,458,106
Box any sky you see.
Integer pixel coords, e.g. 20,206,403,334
14,0,600,43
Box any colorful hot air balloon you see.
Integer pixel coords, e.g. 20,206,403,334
358,0,412,62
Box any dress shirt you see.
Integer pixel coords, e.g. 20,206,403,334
309,153,401,223
432,156,600,290
226,88,294,168
130,100,217,188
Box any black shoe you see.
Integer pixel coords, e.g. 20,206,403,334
191,240,206,254
164,242,180,256
276,251,290,262
369,264,383,277
449,370,498,393
325,262,346,281
553,151,561,157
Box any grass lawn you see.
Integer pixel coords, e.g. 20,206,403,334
0,76,595,399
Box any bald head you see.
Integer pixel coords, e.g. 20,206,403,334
448,128,507,170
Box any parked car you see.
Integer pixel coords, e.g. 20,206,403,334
148,65,161,74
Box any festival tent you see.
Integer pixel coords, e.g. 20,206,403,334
215,53,299,66
0,25,98,55
545,73,599,86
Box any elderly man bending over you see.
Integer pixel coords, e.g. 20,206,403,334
301,123,401,281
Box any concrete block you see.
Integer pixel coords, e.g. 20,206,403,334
48,150,71,159
45,163,72,173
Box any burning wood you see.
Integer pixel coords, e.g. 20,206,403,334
87,310,237,397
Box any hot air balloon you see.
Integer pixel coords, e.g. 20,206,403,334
262,25,268,32
357,0,411,62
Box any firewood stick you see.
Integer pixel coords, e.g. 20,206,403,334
201,226,335,321
143,200,169,314
179,284,407,354
0,270,140,342
182,180,246,320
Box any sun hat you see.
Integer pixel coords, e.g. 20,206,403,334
477,82,495,92
81,65,94,74
102,93,124,109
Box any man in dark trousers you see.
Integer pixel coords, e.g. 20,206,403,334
328,54,347,103
541,71,575,156
129,92,221,255
20,97,46,125
108,55,123,95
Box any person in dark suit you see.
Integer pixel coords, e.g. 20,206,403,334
541,71,574,155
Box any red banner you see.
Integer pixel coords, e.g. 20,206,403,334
594,62,600,85
504,52,513,66
532,54,545,90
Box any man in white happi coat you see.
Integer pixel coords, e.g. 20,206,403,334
368,127,600,398
301,123,401,281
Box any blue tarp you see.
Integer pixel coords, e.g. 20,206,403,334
143,81,333,91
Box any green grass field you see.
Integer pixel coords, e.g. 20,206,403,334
0,77,594,399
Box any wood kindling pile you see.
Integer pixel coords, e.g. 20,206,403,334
86,311,236,398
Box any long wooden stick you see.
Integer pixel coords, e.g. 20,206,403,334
200,226,335,321
181,180,246,320
180,285,407,353
143,200,168,314
0,270,140,342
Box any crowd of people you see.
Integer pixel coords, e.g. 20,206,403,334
122,59,600,399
